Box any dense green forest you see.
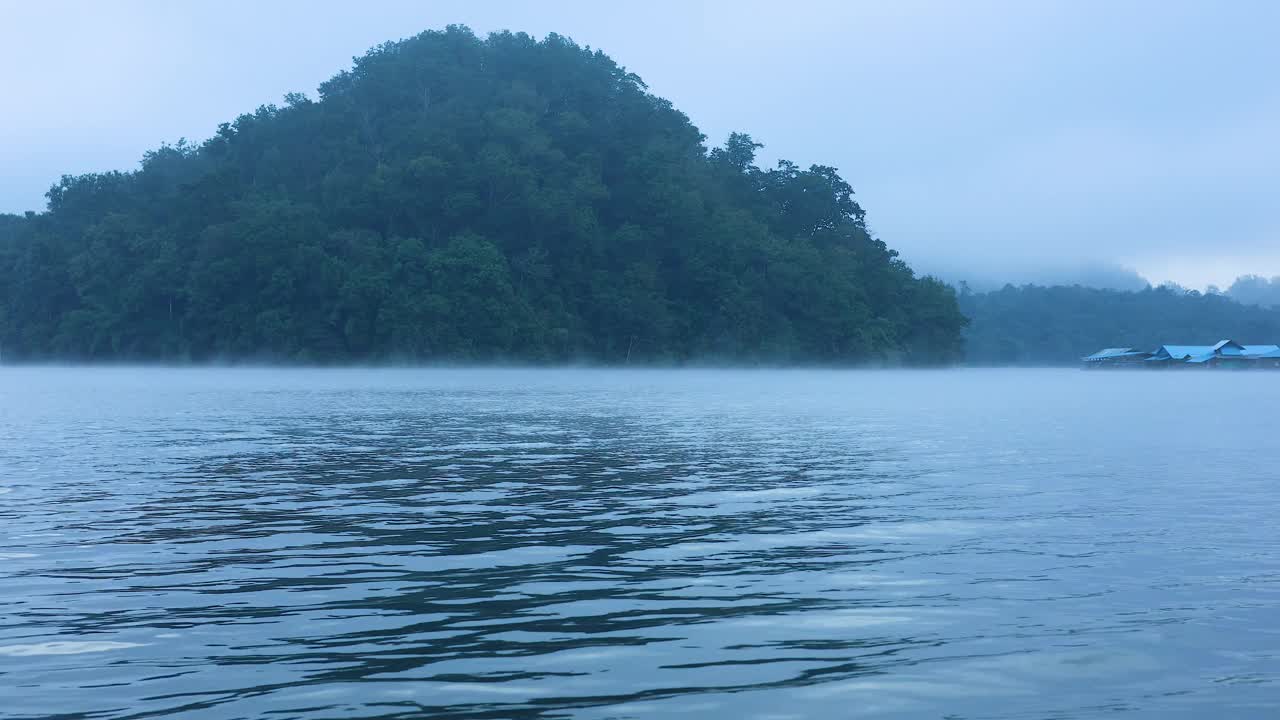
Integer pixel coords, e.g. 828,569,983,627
0,26,965,364
959,283,1280,364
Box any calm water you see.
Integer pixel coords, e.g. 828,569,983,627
1,368,1278,719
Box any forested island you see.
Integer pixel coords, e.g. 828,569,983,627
0,26,966,365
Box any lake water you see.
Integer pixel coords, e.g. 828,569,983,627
1,368,1278,719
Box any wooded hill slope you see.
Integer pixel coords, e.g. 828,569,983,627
0,26,965,364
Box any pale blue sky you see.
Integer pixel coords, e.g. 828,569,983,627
3,0,1278,288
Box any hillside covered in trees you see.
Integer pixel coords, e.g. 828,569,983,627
0,26,965,364
959,284,1280,364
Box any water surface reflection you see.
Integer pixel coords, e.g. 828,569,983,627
2,369,1278,718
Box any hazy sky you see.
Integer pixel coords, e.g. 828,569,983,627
3,0,1278,289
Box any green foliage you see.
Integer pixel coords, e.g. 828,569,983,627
0,26,965,364
959,283,1280,364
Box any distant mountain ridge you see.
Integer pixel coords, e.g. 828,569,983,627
1223,275,1280,308
936,262,1151,293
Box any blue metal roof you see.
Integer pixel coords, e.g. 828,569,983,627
1243,344,1280,356
1214,340,1247,356
1154,345,1215,360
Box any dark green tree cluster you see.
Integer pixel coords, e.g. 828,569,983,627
958,283,1280,364
0,26,965,364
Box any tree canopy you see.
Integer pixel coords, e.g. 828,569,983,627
0,26,965,364
959,283,1280,364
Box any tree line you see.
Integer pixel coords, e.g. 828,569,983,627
958,283,1280,364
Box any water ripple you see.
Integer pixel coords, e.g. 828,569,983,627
1,368,1278,719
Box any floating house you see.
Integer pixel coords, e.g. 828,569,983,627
1253,347,1280,369
1084,340,1280,369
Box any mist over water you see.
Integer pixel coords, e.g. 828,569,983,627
2,368,1278,719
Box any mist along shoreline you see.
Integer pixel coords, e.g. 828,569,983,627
0,362,1264,377
0,360,1098,371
